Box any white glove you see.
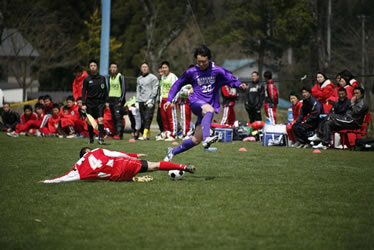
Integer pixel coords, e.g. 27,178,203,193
145,99,154,108
135,102,139,110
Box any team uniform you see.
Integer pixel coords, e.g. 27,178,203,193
220,85,237,126
160,72,178,139
312,79,335,113
264,79,278,124
73,70,88,101
14,112,44,134
286,100,303,143
173,85,192,138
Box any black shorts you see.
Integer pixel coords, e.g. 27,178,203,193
86,99,106,119
139,160,148,173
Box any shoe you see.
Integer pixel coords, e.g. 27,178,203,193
138,136,150,141
98,137,105,145
296,143,305,149
303,144,311,148
89,138,94,144
7,132,19,137
184,164,196,174
66,134,76,139
313,142,327,150
165,136,176,142
308,134,321,141
202,135,219,148
290,141,300,148
183,136,191,141
163,147,174,162
113,135,121,140
155,135,165,141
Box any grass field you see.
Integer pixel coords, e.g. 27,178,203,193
1,132,374,250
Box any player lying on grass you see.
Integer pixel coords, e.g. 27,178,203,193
41,147,195,183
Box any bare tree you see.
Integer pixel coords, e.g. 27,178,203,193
141,0,192,73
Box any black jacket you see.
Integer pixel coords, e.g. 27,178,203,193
297,96,324,124
1,110,20,128
81,74,108,105
331,98,350,116
245,81,265,110
105,73,126,106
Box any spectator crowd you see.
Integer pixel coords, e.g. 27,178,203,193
0,58,370,150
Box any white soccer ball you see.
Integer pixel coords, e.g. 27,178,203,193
168,170,185,180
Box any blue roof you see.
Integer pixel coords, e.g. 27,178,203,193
222,59,255,72
278,98,291,109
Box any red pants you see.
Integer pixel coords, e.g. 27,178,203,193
220,102,236,126
16,120,41,133
286,121,296,142
264,103,277,124
178,99,191,136
161,98,178,138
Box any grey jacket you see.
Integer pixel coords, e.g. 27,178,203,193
346,97,369,125
136,73,159,103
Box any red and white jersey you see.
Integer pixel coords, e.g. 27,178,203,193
74,148,140,181
350,79,360,89
264,79,278,105
20,112,37,125
292,100,303,121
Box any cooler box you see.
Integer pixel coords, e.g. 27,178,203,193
214,128,233,142
262,124,287,146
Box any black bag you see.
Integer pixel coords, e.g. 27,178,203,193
354,138,374,151
233,127,252,141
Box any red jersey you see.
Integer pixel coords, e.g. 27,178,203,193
20,112,37,125
265,79,278,105
292,101,303,121
312,79,335,113
74,148,140,181
73,71,88,101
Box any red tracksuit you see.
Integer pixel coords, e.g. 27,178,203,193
286,101,303,142
312,79,335,113
15,112,39,133
73,71,88,101
264,79,278,124
177,98,191,136
220,85,237,126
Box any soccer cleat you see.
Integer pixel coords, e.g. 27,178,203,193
313,142,327,150
184,164,196,174
7,132,19,137
89,138,94,144
98,137,105,145
202,135,219,148
308,134,321,141
163,147,174,162
132,176,153,183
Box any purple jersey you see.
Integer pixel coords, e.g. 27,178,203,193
167,62,242,113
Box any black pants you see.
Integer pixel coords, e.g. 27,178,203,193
156,105,164,133
139,102,155,132
246,107,262,123
108,97,125,137
321,114,359,144
292,120,319,144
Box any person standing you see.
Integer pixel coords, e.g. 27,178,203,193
220,85,237,126
244,71,265,123
159,61,178,141
163,45,247,161
263,71,278,124
136,63,159,140
81,59,108,145
72,65,88,102
106,63,126,139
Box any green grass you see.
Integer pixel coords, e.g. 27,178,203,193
1,133,374,250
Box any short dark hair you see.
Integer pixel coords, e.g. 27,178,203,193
63,105,69,111
80,147,91,158
354,86,365,96
52,103,60,110
34,103,44,110
38,95,44,101
66,96,75,102
160,61,170,68
194,45,211,59
43,95,52,101
24,104,33,112
76,97,82,102
289,92,299,100
341,69,355,80
263,71,272,79
337,87,347,94
316,71,328,80
109,62,117,67
141,62,149,67
252,71,259,76
301,86,312,93
88,59,98,67
73,65,83,73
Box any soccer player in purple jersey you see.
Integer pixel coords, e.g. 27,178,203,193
163,45,247,161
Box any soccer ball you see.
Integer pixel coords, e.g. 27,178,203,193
168,170,185,180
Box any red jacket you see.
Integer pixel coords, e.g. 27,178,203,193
73,71,88,101
265,79,278,105
292,101,303,121
312,79,335,113
20,112,37,125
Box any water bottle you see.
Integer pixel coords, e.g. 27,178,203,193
204,147,218,152
287,108,293,124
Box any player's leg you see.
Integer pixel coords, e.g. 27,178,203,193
201,104,219,148
42,168,81,183
146,161,195,173
220,103,229,125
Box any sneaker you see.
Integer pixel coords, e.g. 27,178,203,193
165,136,176,142
296,143,305,149
113,135,121,140
313,142,327,150
66,134,76,139
290,141,301,148
202,135,219,148
303,144,311,148
7,132,19,137
308,134,321,141
184,164,196,174
89,138,94,144
163,147,174,162
98,137,105,145
138,136,150,141
155,135,165,141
